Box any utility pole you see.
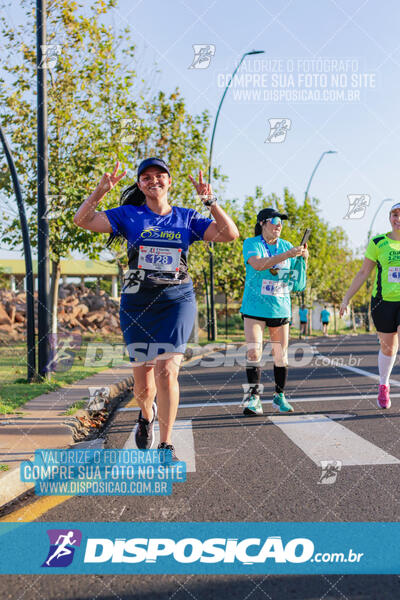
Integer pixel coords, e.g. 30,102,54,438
0,126,36,381
207,49,265,340
36,0,50,377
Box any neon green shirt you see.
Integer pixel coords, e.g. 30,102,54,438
365,233,400,301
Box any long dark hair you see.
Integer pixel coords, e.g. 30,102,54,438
254,221,262,236
106,182,146,247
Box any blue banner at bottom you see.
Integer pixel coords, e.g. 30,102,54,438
0,522,398,574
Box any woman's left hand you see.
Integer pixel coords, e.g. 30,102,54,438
189,170,213,201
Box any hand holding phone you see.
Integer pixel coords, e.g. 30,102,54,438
301,228,311,246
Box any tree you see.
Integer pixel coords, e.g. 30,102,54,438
0,0,214,335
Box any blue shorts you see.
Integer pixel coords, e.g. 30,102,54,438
119,284,196,362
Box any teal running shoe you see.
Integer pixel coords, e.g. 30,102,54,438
243,394,263,416
272,392,294,413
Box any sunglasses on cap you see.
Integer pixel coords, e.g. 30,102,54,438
261,217,282,225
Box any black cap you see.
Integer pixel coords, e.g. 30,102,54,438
256,208,288,222
137,157,170,178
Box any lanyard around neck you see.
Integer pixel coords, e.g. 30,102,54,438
261,236,280,266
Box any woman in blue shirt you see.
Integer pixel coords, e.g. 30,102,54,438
240,208,308,415
74,158,239,458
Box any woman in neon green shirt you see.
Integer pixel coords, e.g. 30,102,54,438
340,202,400,409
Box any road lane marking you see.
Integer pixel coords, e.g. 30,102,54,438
268,414,400,466
315,353,400,387
0,494,72,523
123,420,196,472
0,439,104,522
118,393,400,411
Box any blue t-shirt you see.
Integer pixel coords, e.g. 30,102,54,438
240,235,295,319
299,308,308,323
299,308,308,322
321,309,330,322
105,204,212,295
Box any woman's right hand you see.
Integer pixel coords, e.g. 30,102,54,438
287,246,304,258
339,300,348,318
96,161,127,197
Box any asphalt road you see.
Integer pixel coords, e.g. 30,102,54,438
2,334,400,599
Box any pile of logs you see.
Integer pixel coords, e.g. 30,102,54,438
0,284,120,339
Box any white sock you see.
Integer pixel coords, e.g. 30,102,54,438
378,351,396,385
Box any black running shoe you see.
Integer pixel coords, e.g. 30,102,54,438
157,442,179,462
134,402,157,449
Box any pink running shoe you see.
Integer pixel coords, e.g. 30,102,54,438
377,384,391,409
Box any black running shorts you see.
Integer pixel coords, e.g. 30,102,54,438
371,296,400,333
241,313,289,327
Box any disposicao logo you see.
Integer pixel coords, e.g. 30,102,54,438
83,536,314,564
42,529,82,568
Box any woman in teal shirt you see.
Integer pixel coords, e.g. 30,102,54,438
240,208,308,415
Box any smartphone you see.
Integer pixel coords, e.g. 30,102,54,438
300,228,311,246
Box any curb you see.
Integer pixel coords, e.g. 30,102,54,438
63,375,134,443
0,375,134,513
0,345,227,513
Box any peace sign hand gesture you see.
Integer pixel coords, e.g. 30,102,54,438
97,162,127,196
188,170,213,203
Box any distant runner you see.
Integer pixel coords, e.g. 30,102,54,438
299,305,308,337
340,202,400,409
240,208,308,415
320,305,330,335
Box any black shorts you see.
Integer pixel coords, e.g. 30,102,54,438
300,321,307,325
241,313,289,328
371,296,400,333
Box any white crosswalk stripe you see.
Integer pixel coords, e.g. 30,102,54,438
268,414,400,466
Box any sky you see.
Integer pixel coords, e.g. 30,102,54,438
1,0,400,258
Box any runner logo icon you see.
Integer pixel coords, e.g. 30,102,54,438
42,529,82,568
188,44,216,69
343,194,370,219
265,118,291,143
318,460,342,484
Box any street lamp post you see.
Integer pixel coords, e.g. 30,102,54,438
207,49,265,341
367,198,393,241
303,150,337,330
304,150,337,202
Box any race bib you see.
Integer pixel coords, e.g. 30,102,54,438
138,245,181,272
261,279,290,297
388,267,400,282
